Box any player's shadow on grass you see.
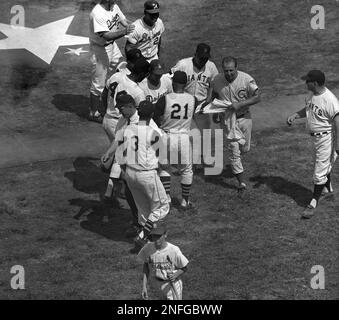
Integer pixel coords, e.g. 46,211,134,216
64,157,133,242
52,94,89,119
69,198,132,243
197,164,238,190
250,175,312,207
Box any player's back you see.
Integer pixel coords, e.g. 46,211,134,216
161,92,195,133
118,121,162,170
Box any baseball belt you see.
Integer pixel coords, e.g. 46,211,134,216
310,131,329,137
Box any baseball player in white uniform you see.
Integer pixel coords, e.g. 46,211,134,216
138,59,173,103
138,224,189,300
154,71,197,208
89,0,135,122
102,99,169,250
171,43,219,166
101,58,149,202
209,56,261,192
287,70,339,218
125,1,165,62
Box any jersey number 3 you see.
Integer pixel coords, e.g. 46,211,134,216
170,104,188,119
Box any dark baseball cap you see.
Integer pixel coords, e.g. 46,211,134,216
172,71,187,85
138,100,155,118
150,223,167,236
196,43,211,59
126,48,142,63
144,0,160,14
149,59,165,75
133,57,150,74
115,94,135,107
301,70,325,85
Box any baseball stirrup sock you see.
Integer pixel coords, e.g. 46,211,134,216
160,176,171,194
181,183,191,201
138,219,154,240
313,184,325,202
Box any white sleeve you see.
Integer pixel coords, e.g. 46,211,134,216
326,97,339,120
171,60,183,74
210,62,219,80
174,248,189,269
115,5,126,21
247,75,259,96
92,14,109,34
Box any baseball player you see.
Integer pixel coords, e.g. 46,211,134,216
154,71,197,208
209,56,261,192
138,223,189,300
125,1,165,62
287,70,339,218
171,43,219,166
102,98,169,250
101,58,149,202
89,0,135,122
115,48,144,76
138,59,173,103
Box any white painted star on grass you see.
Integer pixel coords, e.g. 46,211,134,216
64,47,88,56
0,16,89,64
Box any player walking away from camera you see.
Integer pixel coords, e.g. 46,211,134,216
138,223,189,300
154,71,197,209
115,48,144,76
102,99,169,250
209,56,260,192
101,58,149,204
89,0,135,122
125,1,165,62
139,59,173,103
287,70,339,219
171,43,219,166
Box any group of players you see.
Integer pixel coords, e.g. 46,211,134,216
88,0,339,300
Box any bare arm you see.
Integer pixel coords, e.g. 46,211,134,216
99,23,134,41
287,107,307,126
141,263,150,300
168,265,188,282
102,139,119,163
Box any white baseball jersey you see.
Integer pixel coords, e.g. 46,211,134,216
89,4,126,46
155,92,195,133
138,74,173,103
305,88,339,133
211,71,259,117
171,58,218,102
105,73,145,118
127,18,165,60
138,242,189,281
115,120,163,170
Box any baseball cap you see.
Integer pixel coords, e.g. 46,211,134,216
149,59,165,75
149,223,167,236
301,70,325,84
172,71,187,85
138,100,155,118
115,94,135,108
144,0,160,14
126,48,142,63
196,43,211,59
133,57,150,75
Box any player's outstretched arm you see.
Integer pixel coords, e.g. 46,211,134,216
100,23,135,41
334,114,339,154
231,90,261,112
286,107,306,126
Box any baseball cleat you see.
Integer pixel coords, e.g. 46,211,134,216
237,182,247,193
180,199,193,209
301,204,316,219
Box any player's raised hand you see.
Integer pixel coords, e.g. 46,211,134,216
125,24,135,35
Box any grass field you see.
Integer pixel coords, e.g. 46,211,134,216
0,0,338,299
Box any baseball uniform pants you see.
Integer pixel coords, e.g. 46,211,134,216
124,167,169,226
89,42,123,96
312,132,337,185
159,132,193,185
227,117,252,175
151,278,183,300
